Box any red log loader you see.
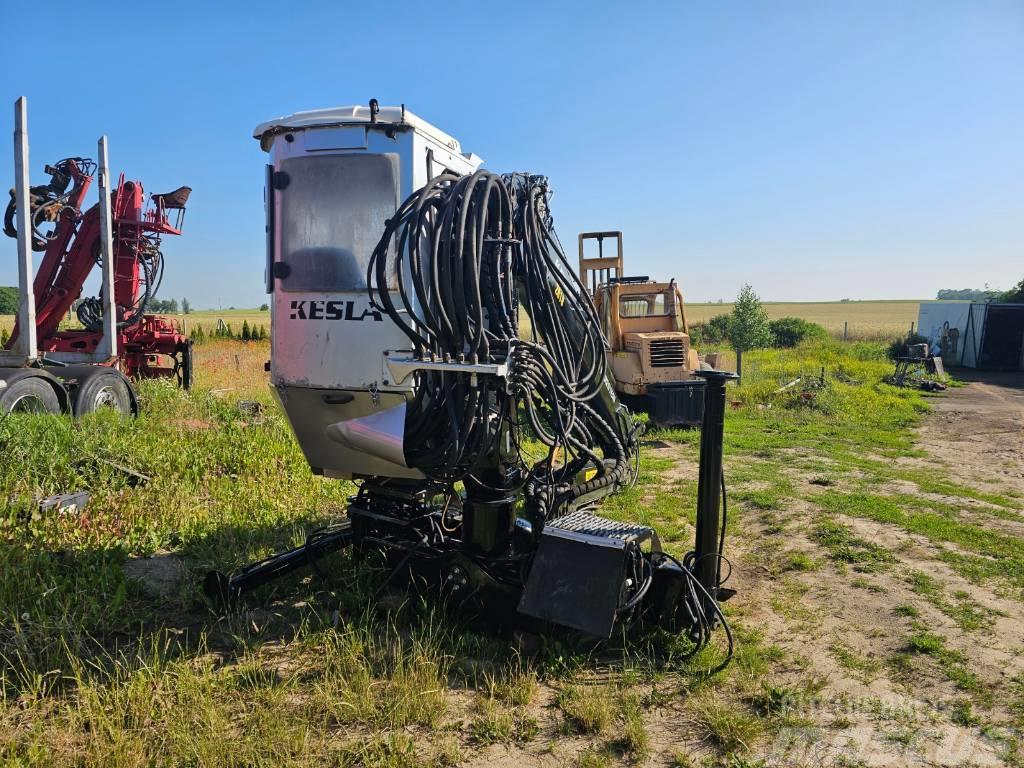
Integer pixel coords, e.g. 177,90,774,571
0,97,192,415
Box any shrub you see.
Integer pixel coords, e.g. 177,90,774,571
696,314,731,344
769,317,828,348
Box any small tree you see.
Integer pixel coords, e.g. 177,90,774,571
259,303,269,312
182,298,191,314
728,284,771,379
241,320,251,341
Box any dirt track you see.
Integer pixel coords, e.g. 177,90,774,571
914,371,1024,495
747,371,1024,767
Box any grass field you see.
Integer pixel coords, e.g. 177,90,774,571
686,299,921,338
2,337,1022,765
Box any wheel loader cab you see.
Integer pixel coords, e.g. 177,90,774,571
595,279,699,396
578,231,704,427
254,105,482,479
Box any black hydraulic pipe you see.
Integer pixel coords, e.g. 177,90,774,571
693,370,737,618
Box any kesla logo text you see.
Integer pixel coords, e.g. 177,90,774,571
289,300,383,321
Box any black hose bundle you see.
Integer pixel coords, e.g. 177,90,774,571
367,171,634,520
77,238,165,332
4,158,93,251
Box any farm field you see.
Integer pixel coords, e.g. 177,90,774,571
1,339,1023,766
0,309,270,338
177,309,271,336
2,301,923,342
686,299,922,338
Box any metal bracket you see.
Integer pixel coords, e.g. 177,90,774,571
384,353,509,385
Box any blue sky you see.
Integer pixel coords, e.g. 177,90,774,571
1,0,1021,308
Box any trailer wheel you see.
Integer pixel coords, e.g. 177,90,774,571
0,377,62,415
73,374,133,416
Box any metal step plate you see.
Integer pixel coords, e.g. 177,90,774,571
547,510,653,544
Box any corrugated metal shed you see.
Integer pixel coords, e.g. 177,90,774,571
920,302,1024,369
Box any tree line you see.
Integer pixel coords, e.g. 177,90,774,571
937,282,1024,302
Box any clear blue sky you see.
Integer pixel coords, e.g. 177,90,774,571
2,0,1021,308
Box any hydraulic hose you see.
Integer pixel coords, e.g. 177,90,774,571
366,171,636,519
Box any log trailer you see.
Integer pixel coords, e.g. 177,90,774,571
209,102,737,653
0,98,192,415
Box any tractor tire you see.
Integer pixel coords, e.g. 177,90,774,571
0,376,62,415
72,373,134,417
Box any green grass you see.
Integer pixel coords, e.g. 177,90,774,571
905,571,1000,632
905,623,991,703
782,551,820,572
812,519,896,572
689,693,764,753
467,697,538,745
829,642,881,682
817,491,1024,593
1,335,1016,765
557,684,616,735
615,693,651,760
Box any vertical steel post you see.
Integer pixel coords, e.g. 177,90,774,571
12,97,37,362
96,136,118,360
693,369,738,617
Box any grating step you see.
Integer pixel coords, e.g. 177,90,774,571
548,510,653,543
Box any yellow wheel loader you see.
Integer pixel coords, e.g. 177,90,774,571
579,231,706,427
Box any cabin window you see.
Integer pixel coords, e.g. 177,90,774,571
277,153,399,292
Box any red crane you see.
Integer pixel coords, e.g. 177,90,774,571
1,97,192,415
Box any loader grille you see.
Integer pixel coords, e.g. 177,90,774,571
649,339,686,368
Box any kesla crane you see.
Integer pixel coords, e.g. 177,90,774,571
0,98,192,415
210,103,736,654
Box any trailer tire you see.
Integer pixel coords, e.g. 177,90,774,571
0,377,62,415
72,374,133,416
